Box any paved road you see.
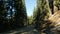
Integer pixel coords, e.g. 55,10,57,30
0,25,41,34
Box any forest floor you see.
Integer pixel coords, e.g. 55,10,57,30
0,25,44,34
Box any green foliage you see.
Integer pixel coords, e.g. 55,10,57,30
14,0,27,27
33,0,52,34
55,0,60,10
0,0,27,32
27,16,33,25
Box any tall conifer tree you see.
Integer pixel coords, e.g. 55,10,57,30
33,0,52,34
14,0,27,27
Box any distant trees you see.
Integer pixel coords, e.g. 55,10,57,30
27,16,33,25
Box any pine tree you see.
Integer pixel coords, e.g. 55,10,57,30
14,0,27,27
33,0,52,34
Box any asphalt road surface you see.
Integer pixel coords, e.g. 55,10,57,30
0,25,41,34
